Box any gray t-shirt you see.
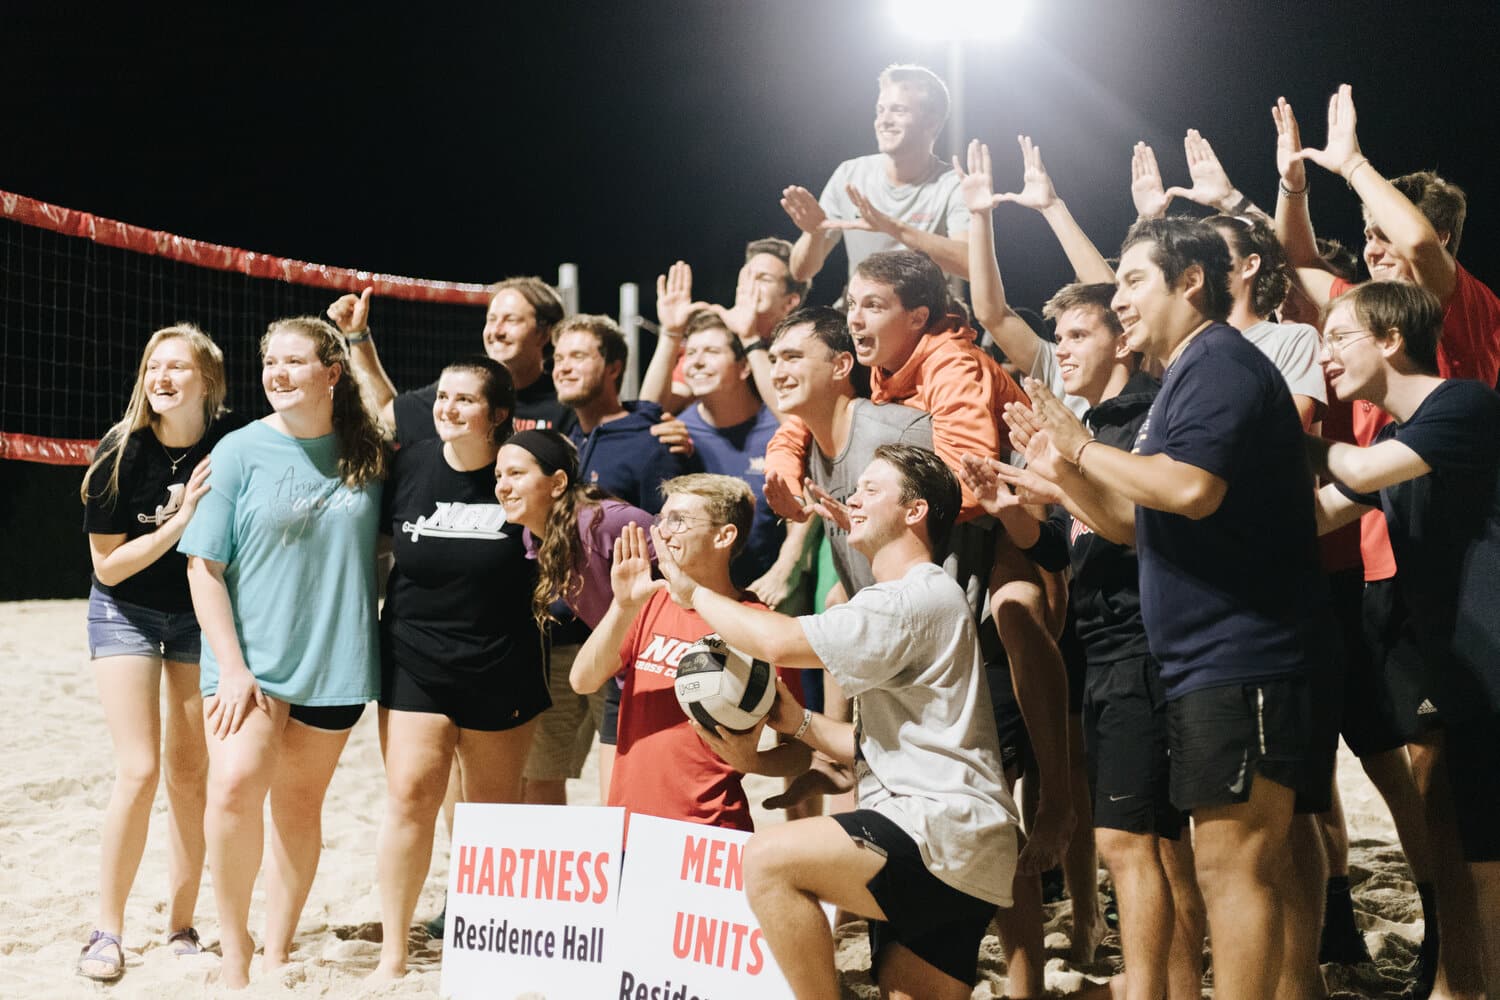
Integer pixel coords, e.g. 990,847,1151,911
806,399,932,596
801,561,1019,905
1241,320,1327,406
818,154,970,282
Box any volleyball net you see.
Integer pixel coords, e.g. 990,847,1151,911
0,190,495,465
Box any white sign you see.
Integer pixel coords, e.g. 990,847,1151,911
441,804,624,1000
611,814,796,1000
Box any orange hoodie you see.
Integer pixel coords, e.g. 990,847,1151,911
765,328,1027,522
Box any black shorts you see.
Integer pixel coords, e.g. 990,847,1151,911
1060,599,1087,716
1167,675,1334,815
288,702,366,731
1352,578,1443,751
381,659,549,732
831,810,997,987
1445,717,1500,863
599,677,622,746
986,661,1032,780
1083,655,1184,839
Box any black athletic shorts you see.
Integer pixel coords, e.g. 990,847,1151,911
288,702,366,732
1083,655,1184,839
1167,674,1334,815
1445,717,1500,863
1060,600,1087,716
831,809,998,987
986,661,1032,780
1355,578,1443,749
599,677,622,746
381,658,549,732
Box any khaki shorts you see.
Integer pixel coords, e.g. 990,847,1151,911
523,644,607,781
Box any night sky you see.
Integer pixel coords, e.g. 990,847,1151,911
4,2,1500,317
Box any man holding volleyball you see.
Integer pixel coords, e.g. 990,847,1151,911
569,474,810,833
655,444,1019,1000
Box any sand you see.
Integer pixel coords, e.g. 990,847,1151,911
0,599,1423,998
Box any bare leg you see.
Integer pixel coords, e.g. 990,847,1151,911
1409,735,1486,999
160,660,208,935
1276,813,1329,999
1064,713,1103,964
742,817,890,1000
1160,834,1207,1000
261,718,351,973
1096,828,1172,1000
1192,774,1295,1000
990,544,1073,874
992,869,1045,999
372,709,457,981
1470,861,1500,995
875,942,974,1000
203,699,288,989
91,656,164,941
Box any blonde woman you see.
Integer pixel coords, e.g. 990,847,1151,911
77,324,238,981
181,316,385,989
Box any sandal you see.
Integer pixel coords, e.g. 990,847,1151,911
167,926,203,956
77,929,125,982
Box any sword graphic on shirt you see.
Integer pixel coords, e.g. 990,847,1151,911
137,483,187,526
401,502,508,542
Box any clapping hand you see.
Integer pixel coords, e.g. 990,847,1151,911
803,480,852,533
1271,96,1308,191
781,185,830,235
1167,130,1237,210
763,469,811,523
1022,377,1093,463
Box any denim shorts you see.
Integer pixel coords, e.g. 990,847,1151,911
86,585,201,663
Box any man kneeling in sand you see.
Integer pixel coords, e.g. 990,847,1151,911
653,444,1019,999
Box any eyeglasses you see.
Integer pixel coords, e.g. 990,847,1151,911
1323,329,1376,354
652,511,717,534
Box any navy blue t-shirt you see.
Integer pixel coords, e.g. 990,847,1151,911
1133,324,1323,699
1337,379,1500,719
679,402,785,587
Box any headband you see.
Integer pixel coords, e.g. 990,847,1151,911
505,429,578,482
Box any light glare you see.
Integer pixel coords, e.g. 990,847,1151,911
889,0,1029,42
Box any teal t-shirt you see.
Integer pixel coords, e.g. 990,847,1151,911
179,420,381,705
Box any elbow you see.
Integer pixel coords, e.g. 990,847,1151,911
1177,483,1226,521
92,564,125,588
569,663,601,695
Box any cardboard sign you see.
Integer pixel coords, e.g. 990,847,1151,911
611,814,796,1000
440,804,624,1000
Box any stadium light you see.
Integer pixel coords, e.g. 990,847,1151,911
888,0,1029,43
888,0,1030,160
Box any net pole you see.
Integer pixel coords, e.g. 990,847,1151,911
558,263,579,316
619,281,641,401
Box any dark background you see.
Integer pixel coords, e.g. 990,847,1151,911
4,1,1499,597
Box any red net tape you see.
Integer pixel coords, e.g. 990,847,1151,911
0,190,492,305
0,432,96,466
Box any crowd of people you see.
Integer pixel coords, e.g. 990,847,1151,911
72,62,1500,1000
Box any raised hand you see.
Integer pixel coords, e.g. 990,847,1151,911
825,185,899,236
656,261,709,334
1023,377,1093,462
994,134,1060,213
763,469,811,523
803,479,852,533
953,139,1004,214
958,454,1023,517
326,287,373,335
712,263,758,339
1165,129,1236,209
1292,84,1363,177
1271,96,1308,190
1130,142,1172,219
780,185,829,236
611,522,664,609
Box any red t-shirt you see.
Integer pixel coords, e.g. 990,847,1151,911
610,589,762,834
1333,264,1500,580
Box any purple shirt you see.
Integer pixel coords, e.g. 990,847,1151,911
523,498,654,629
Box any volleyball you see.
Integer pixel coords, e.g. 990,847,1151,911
673,634,776,735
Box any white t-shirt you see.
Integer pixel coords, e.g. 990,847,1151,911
800,562,1018,905
1241,320,1327,406
818,154,970,282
